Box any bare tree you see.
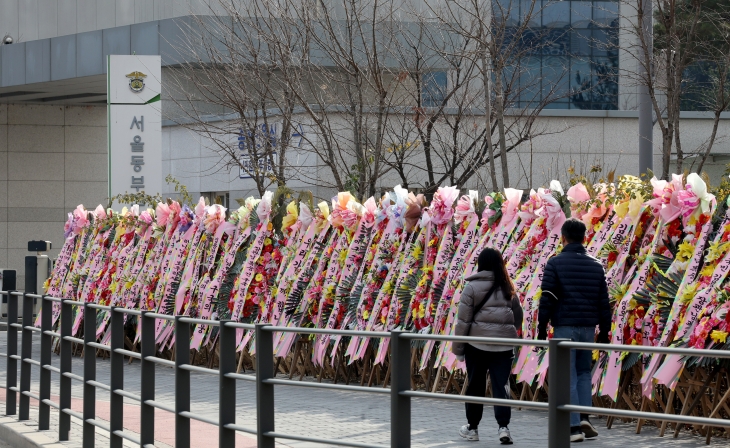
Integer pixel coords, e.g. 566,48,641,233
620,0,710,179
688,3,730,172
165,2,304,196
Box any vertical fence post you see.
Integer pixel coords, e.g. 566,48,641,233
83,303,97,448
175,316,191,448
390,331,411,448
5,291,17,416
19,292,33,421
548,339,571,448
109,307,124,448
219,321,236,448
255,324,275,448
59,299,72,441
39,295,52,430
140,311,156,446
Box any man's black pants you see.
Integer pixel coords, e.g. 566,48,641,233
464,344,513,429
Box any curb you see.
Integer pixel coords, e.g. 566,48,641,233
0,416,64,448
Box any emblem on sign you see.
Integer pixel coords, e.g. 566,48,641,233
126,71,147,92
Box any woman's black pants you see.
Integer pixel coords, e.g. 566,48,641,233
464,344,513,429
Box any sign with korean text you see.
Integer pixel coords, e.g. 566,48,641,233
108,55,162,204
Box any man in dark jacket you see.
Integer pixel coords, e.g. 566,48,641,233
537,218,611,443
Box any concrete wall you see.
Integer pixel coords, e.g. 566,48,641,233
0,103,107,288
0,0,219,41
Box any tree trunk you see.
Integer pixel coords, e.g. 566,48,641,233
480,44,499,192
696,110,722,173
495,67,509,188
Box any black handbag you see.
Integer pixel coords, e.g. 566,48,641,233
466,284,498,335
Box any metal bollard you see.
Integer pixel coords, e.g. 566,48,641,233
39,296,52,430
218,321,236,448
255,324,275,448
390,331,411,448
175,315,191,448
59,299,72,440
109,307,124,448
19,292,33,421
5,291,17,416
548,338,571,448
83,303,97,448
140,311,156,446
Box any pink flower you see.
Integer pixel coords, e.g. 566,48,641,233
362,197,378,228
430,186,459,225
156,203,171,227
72,205,89,234
139,210,153,225
204,204,227,233
195,197,206,219
94,205,107,220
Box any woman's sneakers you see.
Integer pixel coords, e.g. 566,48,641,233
580,419,598,439
570,426,585,442
459,425,479,441
498,427,513,444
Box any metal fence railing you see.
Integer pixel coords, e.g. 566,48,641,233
2,290,730,447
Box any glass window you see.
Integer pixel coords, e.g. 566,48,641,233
498,0,619,110
518,56,542,104
422,72,448,107
570,1,592,28
591,29,611,57
542,56,570,102
569,58,592,109
521,0,541,27
591,57,618,109
543,28,570,56
542,0,570,28
570,29,592,57
593,1,619,27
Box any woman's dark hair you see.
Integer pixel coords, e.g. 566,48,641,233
477,248,515,298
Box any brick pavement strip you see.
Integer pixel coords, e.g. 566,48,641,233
0,333,726,447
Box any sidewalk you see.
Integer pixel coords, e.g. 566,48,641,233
0,332,725,447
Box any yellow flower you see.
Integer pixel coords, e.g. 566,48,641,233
592,350,599,361
611,322,617,333
281,201,299,232
706,241,730,263
615,200,629,219
711,330,728,344
679,283,699,305
264,238,272,246
255,273,263,282
267,222,273,231
363,310,370,320
628,315,636,328
676,241,694,262
700,263,716,279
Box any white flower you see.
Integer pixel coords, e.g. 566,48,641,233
549,179,564,196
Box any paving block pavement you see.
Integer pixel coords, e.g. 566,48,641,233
0,333,727,447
